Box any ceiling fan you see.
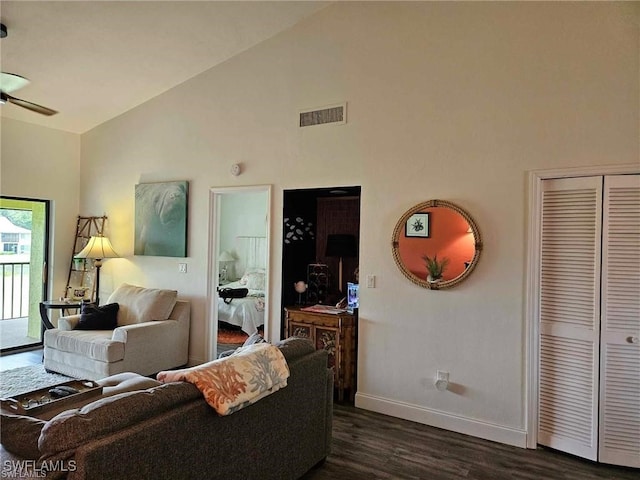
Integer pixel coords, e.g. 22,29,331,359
0,23,58,116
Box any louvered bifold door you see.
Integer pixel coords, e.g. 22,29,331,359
538,176,602,461
599,174,640,468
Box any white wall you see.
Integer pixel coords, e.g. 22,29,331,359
220,191,268,280
76,2,639,445
1,118,81,302
220,191,268,253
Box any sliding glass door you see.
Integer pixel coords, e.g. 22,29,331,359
0,197,49,352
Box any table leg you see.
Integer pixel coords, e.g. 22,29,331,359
39,303,55,330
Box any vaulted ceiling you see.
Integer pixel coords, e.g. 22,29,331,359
0,1,328,133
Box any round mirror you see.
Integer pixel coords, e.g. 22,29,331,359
391,200,482,290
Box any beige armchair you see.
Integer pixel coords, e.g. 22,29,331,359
44,284,190,380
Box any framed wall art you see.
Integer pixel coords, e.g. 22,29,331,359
405,212,430,238
134,181,188,257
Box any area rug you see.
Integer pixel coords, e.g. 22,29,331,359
217,328,249,346
0,365,73,399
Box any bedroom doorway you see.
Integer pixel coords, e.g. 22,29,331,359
207,185,271,360
280,186,361,336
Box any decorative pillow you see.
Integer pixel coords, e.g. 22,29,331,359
75,303,119,330
97,372,162,395
239,270,266,291
106,283,177,326
0,413,46,459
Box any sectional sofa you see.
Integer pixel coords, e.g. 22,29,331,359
1,338,333,480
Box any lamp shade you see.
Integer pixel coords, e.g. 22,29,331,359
326,234,357,258
75,236,119,260
218,251,235,262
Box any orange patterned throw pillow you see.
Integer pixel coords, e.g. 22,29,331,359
158,343,289,416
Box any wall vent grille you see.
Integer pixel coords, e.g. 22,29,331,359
299,103,346,127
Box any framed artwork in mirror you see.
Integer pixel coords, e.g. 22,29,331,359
406,213,430,238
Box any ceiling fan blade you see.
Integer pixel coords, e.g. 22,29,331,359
5,93,57,116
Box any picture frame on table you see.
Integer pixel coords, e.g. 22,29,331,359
405,213,430,238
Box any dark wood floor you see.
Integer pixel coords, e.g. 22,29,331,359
2,350,637,479
302,403,638,480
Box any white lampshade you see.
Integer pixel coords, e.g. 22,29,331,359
75,236,119,260
219,251,235,262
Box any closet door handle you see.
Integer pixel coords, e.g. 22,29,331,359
627,336,639,344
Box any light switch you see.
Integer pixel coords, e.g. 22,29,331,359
178,263,187,273
366,275,376,288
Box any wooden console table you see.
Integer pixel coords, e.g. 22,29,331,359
284,306,356,402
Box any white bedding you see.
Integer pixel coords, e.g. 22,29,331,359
217,281,265,335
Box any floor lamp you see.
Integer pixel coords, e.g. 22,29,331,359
75,235,119,305
326,234,357,294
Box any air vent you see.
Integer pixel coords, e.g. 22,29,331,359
299,103,346,127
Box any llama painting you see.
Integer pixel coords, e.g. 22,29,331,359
134,181,188,257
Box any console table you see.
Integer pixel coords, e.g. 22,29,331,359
284,306,356,402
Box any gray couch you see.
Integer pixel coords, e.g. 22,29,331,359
1,338,333,480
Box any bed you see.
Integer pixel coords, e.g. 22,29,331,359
217,280,265,335
217,237,267,336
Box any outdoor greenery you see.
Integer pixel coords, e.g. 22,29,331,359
1,209,32,229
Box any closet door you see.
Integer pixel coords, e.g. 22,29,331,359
538,176,602,461
599,174,640,468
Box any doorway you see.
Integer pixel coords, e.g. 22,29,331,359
281,186,361,335
207,186,271,361
0,197,50,352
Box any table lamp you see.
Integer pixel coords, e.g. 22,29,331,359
219,250,235,282
75,235,119,305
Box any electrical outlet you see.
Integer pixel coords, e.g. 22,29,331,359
366,274,376,288
435,370,449,391
178,263,187,273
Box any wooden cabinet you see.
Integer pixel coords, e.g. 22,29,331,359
284,306,356,402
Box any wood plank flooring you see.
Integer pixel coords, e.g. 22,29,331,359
2,350,637,479
301,404,638,480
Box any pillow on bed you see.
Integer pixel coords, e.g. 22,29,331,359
239,269,266,290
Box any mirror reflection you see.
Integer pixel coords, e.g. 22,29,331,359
392,200,482,289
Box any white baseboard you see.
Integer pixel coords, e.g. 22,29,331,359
355,392,527,448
